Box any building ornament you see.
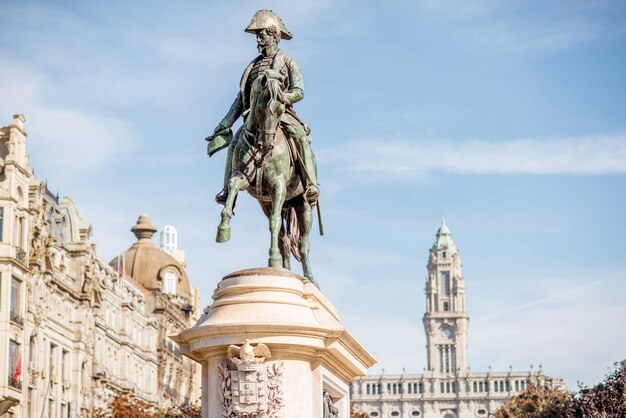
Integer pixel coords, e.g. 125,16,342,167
219,341,284,418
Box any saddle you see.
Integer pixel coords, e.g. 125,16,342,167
237,126,301,199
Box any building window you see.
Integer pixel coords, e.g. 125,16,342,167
515,380,519,391
500,381,504,392
391,412,400,417
9,339,22,388
0,207,4,241
440,382,444,393
10,277,22,325
443,301,449,311
477,409,487,416
163,271,177,295
473,381,477,392
411,412,421,416
419,382,423,393
370,413,379,417
366,384,371,395
441,271,451,296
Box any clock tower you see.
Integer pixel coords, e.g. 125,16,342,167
423,219,469,376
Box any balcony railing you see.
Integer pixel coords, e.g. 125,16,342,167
9,310,24,326
8,374,22,390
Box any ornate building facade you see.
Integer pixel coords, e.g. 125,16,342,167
0,114,201,417
350,221,564,418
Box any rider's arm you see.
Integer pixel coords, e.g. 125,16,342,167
283,58,304,105
217,92,243,129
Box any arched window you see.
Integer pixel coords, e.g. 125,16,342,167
160,226,178,253
163,271,177,295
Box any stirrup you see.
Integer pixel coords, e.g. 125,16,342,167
305,185,319,203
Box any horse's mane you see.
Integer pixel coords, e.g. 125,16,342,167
264,76,283,115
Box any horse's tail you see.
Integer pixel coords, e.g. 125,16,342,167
283,206,302,262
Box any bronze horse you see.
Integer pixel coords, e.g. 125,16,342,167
216,73,317,286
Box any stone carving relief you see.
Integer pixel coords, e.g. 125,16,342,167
81,257,102,307
219,340,284,417
323,391,339,418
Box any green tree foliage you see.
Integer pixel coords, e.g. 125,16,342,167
350,402,370,418
572,366,626,418
93,394,156,418
92,394,201,418
495,364,626,418
493,383,573,418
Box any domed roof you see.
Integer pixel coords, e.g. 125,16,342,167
431,218,458,255
110,214,191,299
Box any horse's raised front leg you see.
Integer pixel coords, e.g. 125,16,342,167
298,197,317,287
268,180,286,267
216,174,248,243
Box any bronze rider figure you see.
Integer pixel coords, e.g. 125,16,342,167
207,10,319,205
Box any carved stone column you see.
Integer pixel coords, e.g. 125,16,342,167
172,268,376,418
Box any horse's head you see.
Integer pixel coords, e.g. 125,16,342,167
252,73,286,153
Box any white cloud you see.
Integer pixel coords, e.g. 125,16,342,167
404,0,494,23
469,272,626,388
0,58,141,180
401,0,617,53
322,134,626,177
466,21,601,53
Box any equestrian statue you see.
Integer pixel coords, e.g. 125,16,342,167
205,10,321,286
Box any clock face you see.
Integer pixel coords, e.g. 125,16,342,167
441,327,454,338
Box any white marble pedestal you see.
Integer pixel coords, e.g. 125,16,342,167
172,267,376,418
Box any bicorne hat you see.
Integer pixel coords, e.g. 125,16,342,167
245,10,293,40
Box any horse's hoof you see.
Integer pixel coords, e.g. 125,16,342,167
306,276,319,289
216,227,231,243
268,256,282,268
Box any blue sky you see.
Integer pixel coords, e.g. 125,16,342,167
1,0,625,389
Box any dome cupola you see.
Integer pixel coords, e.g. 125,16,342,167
110,214,191,300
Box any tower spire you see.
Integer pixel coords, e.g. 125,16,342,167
424,220,469,375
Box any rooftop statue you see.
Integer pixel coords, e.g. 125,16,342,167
205,10,321,286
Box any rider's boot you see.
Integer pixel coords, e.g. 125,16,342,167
296,135,319,203
215,142,235,205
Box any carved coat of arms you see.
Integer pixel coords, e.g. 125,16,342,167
219,340,284,418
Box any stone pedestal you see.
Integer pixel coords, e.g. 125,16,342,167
172,267,376,418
